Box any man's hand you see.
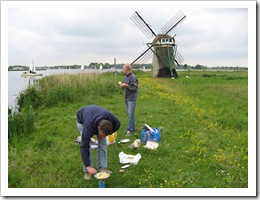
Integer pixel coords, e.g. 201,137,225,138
120,83,128,87
86,166,97,175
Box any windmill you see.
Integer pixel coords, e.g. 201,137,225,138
130,10,186,78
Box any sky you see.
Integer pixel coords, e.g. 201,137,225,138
4,1,255,68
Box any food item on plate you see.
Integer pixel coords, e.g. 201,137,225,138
94,172,110,179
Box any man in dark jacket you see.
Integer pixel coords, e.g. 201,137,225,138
119,64,138,136
76,104,120,180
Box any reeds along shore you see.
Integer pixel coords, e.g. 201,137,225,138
8,72,118,144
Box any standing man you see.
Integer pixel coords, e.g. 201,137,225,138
76,104,120,180
119,64,138,136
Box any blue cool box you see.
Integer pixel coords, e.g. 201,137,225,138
141,128,161,143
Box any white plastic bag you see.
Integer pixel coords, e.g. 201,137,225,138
128,139,141,148
144,141,159,150
118,151,141,165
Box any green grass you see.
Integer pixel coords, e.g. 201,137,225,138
8,109,36,146
8,70,248,188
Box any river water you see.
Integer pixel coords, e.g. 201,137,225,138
8,68,120,110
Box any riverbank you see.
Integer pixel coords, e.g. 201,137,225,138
7,70,249,192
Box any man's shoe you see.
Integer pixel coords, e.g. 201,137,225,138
126,131,132,136
84,172,92,180
75,136,81,144
99,168,112,174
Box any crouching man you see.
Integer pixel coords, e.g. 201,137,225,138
76,104,121,180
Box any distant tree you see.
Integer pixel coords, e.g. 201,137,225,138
89,62,98,69
194,64,207,69
104,63,110,69
8,65,29,71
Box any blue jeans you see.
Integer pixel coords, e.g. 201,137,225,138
76,120,108,173
125,100,136,132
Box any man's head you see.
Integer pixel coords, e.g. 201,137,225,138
123,64,132,75
98,120,113,139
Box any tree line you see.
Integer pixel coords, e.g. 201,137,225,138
8,63,247,71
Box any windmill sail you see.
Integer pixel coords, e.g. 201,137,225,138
161,10,186,35
175,50,185,66
131,11,157,39
131,48,153,65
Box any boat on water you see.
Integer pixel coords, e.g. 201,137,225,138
21,61,43,76
21,71,43,76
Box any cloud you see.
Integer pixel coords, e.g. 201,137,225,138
173,8,248,67
6,4,250,67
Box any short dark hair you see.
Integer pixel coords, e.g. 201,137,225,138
99,120,113,135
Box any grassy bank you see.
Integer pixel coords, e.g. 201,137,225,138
8,70,248,188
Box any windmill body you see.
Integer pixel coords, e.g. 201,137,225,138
131,10,186,78
151,34,177,77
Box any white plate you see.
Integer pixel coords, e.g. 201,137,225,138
94,172,110,180
120,139,130,143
